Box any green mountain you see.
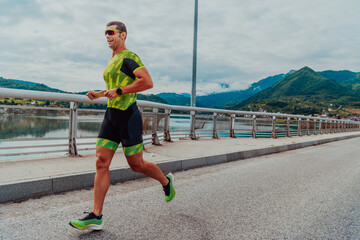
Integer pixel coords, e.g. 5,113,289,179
157,73,289,108
8,79,38,86
250,67,351,98
0,77,64,92
157,93,190,106
229,66,360,115
319,70,358,84
198,73,288,107
156,93,211,107
156,69,359,110
319,70,360,95
137,94,168,104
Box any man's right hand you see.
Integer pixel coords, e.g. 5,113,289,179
86,91,101,100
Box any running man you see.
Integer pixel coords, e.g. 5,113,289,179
69,21,175,230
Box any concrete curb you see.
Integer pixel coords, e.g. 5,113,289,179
1,133,360,203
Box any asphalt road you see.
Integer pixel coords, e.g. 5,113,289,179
1,137,360,240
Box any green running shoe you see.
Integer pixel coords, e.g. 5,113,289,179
69,212,103,230
163,173,175,202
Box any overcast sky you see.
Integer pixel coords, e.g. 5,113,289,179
0,0,359,95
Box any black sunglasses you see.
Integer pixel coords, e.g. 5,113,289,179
104,29,121,36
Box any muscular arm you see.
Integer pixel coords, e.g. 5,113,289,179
104,67,153,100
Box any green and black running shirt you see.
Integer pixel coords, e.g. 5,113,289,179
103,49,145,110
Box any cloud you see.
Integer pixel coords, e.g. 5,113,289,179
0,0,359,94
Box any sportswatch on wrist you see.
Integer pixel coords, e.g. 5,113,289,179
116,87,122,95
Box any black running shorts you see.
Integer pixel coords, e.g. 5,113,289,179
96,102,143,155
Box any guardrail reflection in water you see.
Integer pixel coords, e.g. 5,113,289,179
0,87,359,158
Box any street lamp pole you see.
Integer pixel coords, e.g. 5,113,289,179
191,0,198,107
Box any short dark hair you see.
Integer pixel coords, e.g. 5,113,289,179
106,21,127,34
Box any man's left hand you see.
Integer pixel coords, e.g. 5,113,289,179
104,89,119,100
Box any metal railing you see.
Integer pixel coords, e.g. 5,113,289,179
0,87,359,158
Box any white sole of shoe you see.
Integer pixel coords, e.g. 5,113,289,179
88,222,103,230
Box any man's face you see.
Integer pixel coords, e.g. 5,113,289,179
105,25,123,49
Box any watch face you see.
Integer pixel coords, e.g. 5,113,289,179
116,88,122,95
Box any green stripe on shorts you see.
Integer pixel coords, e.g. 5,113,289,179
96,138,119,151
124,143,143,156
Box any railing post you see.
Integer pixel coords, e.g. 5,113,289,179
190,111,197,140
68,102,78,156
319,119,323,134
341,121,343,132
344,121,347,132
164,109,172,142
306,119,310,136
230,114,236,138
334,120,337,133
339,121,342,132
252,115,257,138
341,121,344,132
298,118,302,136
325,120,328,134
286,117,291,137
272,116,277,139
152,108,161,145
313,119,318,135
212,113,219,139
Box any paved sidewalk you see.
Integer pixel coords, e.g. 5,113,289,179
1,132,359,203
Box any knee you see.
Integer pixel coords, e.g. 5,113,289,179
129,162,144,173
96,155,111,170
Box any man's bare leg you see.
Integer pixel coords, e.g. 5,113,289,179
126,151,169,186
92,146,115,216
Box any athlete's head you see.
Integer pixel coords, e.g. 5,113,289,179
105,21,127,50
